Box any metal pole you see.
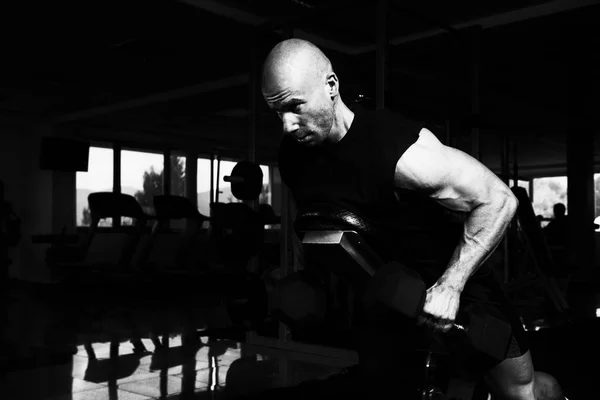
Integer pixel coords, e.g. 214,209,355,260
512,140,519,185
247,31,261,275
185,152,197,206
279,184,291,344
502,135,510,185
113,144,122,227
376,0,388,111
502,134,511,283
163,150,171,196
215,156,221,204
1,180,7,298
248,31,258,164
210,154,215,205
471,27,481,160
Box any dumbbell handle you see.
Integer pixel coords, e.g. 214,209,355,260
224,175,245,183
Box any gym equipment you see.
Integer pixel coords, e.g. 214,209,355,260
294,205,498,399
507,187,569,316
224,160,264,200
210,202,265,271
226,272,269,329
47,192,151,272
364,261,513,362
225,355,279,397
272,270,327,331
210,160,265,271
142,195,210,271
512,187,557,275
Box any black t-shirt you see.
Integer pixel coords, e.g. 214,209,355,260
278,104,467,286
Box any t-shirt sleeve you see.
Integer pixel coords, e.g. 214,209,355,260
374,108,425,182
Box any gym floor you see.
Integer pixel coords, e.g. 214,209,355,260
1,277,599,400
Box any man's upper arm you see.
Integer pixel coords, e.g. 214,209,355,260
394,128,515,212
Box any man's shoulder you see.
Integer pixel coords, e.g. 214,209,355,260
359,107,425,143
355,105,423,131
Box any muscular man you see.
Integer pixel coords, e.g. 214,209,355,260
261,38,565,400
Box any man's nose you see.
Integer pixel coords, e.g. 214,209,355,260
281,113,298,134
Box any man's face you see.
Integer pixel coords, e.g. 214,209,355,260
262,73,334,147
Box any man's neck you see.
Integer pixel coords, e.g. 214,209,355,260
328,100,355,143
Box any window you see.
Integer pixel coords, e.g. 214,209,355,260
121,149,164,218
76,146,114,227
532,176,567,227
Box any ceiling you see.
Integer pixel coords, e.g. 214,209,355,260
2,0,600,177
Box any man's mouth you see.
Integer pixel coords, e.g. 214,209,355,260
296,134,312,143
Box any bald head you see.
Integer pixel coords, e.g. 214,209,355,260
262,39,333,95
261,39,351,146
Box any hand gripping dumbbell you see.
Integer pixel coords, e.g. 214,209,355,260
364,262,513,362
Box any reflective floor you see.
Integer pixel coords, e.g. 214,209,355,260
1,277,349,400
2,336,347,400
2,277,600,400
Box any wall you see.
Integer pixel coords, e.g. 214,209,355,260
1,121,73,282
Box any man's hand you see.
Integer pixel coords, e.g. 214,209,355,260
417,283,462,332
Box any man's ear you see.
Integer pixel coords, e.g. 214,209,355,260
326,73,339,98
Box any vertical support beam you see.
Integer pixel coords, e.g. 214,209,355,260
567,130,595,279
52,170,76,233
278,183,291,344
512,140,519,185
375,0,388,111
113,144,122,227
275,25,296,345
210,154,215,206
247,31,261,275
566,24,596,283
566,117,595,280
164,150,172,196
529,180,534,200
113,144,121,194
502,134,510,185
248,31,259,164
215,155,221,204
502,133,511,282
470,27,482,160
0,179,7,294
185,152,198,207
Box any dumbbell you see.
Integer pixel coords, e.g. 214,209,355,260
364,262,512,362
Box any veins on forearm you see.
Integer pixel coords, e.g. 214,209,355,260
441,200,510,288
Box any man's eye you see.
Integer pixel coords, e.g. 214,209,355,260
291,104,301,112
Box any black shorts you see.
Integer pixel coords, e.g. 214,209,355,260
356,267,530,381
442,267,530,374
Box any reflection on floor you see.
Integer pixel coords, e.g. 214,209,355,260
3,335,345,400
2,278,600,399
1,279,348,400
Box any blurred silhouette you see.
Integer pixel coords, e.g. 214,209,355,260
544,203,568,247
